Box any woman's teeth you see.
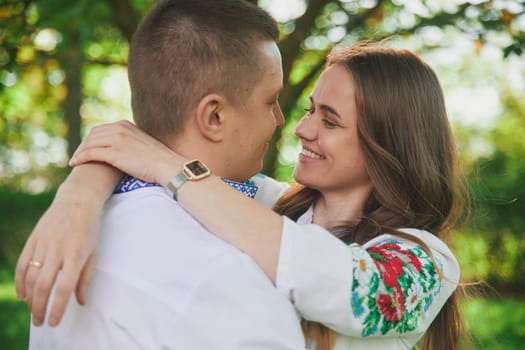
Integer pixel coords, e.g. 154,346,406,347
301,148,325,159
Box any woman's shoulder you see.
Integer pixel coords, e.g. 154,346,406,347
363,228,452,252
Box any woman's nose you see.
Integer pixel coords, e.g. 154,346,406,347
295,114,317,141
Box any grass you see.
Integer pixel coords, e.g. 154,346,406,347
0,265,29,349
1,263,524,349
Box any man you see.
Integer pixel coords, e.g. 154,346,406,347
23,0,303,348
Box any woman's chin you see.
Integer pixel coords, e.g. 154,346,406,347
293,173,318,190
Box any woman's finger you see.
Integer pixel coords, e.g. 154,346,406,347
30,253,62,326
75,253,96,306
46,253,87,326
14,237,36,300
24,243,48,325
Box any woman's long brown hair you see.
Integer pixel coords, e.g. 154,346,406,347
273,43,468,350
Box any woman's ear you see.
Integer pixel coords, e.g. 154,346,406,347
193,94,228,142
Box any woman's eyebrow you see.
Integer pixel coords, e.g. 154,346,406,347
310,96,342,119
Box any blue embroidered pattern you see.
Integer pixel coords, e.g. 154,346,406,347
113,175,161,194
114,175,258,199
223,179,258,198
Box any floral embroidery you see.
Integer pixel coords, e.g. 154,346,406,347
349,239,441,337
352,247,375,287
351,291,365,317
406,283,424,312
377,286,404,322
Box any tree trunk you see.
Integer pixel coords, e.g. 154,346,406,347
62,27,84,158
262,0,332,177
105,0,141,42
278,0,331,81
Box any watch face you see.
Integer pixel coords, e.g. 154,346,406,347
184,160,211,179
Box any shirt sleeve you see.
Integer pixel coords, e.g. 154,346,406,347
276,217,460,338
250,173,291,208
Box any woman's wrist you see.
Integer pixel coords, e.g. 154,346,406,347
55,180,105,213
57,163,122,212
155,156,189,187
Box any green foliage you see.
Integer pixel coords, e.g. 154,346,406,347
1,0,524,294
0,0,151,189
3,0,524,183
453,232,491,282
0,188,55,265
0,265,29,350
464,93,525,287
0,299,28,350
464,297,525,350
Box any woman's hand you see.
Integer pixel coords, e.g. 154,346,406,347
15,120,184,327
70,120,184,186
15,163,120,327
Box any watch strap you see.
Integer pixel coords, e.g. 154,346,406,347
166,171,190,200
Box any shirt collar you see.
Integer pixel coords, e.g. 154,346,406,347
296,204,314,225
222,178,258,199
114,175,258,199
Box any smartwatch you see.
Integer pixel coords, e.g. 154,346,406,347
166,159,211,200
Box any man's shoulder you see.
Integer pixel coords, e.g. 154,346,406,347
104,183,203,233
97,184,263,292
101,184,241,253
107,178,176,210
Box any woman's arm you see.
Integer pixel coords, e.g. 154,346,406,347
71,121,459,338
70,121,284,282
179,176,283,281
15,162,122,326
276,223,460,337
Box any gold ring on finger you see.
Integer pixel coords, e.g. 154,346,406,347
29,260,43,268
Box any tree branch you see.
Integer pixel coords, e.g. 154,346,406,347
280,55,326,114
340,0,385,33
396,3,471,36
87,57,127,66
279,0,331,80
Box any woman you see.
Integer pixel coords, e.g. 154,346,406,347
18,43,466,349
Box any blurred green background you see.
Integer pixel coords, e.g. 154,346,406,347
2,0,525,348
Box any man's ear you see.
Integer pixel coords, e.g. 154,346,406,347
193,94,229,142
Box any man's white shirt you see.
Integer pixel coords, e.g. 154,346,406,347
30,183,305,350
29,174,459,350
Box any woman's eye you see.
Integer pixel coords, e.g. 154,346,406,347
322,118,338,128
304,106,314,115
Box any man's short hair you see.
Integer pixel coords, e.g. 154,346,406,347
128,0,280,142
